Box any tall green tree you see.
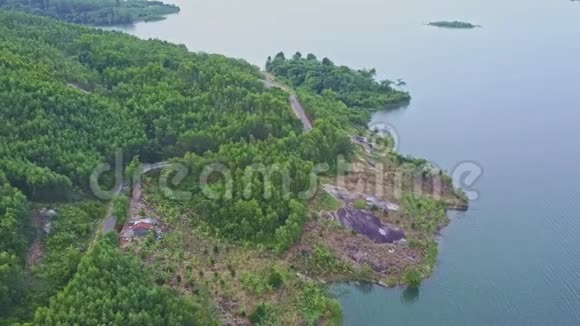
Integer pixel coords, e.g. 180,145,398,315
33,233,217,325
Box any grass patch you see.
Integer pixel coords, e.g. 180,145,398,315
302,244,355,277
133,192,342,325
240,268,285,295
310,190,342,212
352,199,367,210
300,282,342,326
401,194,448,233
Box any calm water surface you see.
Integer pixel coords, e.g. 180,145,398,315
111,1,580,324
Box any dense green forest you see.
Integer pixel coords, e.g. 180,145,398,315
0,10,434,325
0,12,357,323
0,11,302,201
266,51,411,109
166,117,353,250
0,0,180,25
28,202,105,311
33,233,216,325
0,173,29,319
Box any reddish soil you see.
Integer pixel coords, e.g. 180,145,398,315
26,211,46,269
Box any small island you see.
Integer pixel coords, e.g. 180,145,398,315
428,21,480,29
0,0,180,25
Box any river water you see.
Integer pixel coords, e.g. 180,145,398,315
110,0,580,324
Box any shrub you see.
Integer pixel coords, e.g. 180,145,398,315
112,195,130,225
356,264,375,281
312,191,342,212
404,268,422,287
267,269,284,290
227,264,236,278
249,303,272,325
241,272,269,295
310,244,352,275
299,283,342,326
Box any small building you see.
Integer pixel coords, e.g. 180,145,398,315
119,217,164,248
132,222,153,237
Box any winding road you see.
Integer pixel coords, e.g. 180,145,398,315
99,73,311,236
289,95,313,131
99,161,173,234
261,72,313,131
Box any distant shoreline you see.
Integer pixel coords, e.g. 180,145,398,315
0,0,180,26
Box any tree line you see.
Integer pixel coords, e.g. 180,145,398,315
266,51,411,110
0,0,180,25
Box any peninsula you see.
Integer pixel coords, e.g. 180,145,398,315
0,12,467,326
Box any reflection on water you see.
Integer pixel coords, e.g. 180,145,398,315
400,286,420,305
330,283,420,305
353,282,374,295
329,282,374,298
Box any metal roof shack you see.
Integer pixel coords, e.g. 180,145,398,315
132,222,153,237
119,217,165,248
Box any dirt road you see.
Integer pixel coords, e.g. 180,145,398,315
99,161,172,234
261,72,313,131
289,95,313,131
